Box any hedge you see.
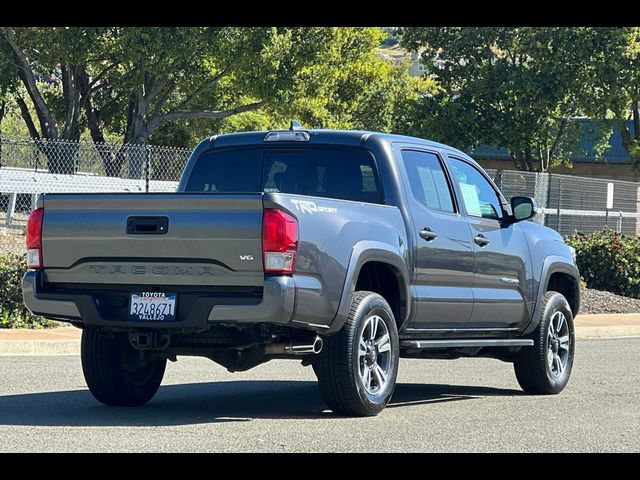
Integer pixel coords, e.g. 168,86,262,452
565,227,640,299
0,253,55,328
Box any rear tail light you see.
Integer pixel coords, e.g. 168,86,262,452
26,207,44,269
262,209,298,274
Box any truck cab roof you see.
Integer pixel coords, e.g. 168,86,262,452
204,128,476,166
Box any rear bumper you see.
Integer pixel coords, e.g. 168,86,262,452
22,271,296,330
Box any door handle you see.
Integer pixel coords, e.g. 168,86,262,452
126,216,169,235
474,234,490,247
419,227,438,242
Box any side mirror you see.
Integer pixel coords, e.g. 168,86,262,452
510,196,536,222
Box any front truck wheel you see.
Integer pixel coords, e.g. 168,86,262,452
81,328,166,406
314,291,399,416
514,291,575,394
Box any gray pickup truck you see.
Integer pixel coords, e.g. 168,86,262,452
22,125,580,416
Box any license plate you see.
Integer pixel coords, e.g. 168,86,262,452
129,292,177,321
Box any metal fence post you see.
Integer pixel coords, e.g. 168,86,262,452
495,170,503,190
6,193,16,226
546,172,553,228
636,186,640,236
144,145,151,193
617,211,623,233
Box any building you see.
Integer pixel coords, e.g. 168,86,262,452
377,47,639,181
471,120,639,182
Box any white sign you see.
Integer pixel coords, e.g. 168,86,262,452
607,183,614,210
460,183,482,217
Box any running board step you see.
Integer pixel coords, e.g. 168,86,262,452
401,339,534,349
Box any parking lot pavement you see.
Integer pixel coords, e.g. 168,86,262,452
0,337,637,452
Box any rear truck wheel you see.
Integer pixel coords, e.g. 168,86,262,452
81,328,166,406
314,291,399,416
514,291,575,395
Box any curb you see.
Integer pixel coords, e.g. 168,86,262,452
0,340,80,356
0,327,638,356
575,326,640,340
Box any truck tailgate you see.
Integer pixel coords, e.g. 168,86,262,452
41,193,264,287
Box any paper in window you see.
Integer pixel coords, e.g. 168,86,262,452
460,183,482,216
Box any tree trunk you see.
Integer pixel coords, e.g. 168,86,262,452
1,29,85,174
85,100,122,177
123,88,152,179
79,69,123,177
511,147,536,172
15,96,50,170
633,100,639,141
15,96,41,141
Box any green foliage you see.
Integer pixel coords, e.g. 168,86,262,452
565,228,640,299
0,98,31,137
1,27,427,149
400,27,613,172
0,254,55,329
577,28,640,169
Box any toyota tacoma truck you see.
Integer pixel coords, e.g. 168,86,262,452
22,124,580,416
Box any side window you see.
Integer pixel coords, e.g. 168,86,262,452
401,150,455,214
448,158,503,220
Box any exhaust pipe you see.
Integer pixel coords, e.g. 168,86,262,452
264,335,323,355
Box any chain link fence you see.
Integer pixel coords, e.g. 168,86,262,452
1,136,639,236
486,169,640,236
1,136,190,227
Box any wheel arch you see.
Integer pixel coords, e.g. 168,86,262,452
327,241,411,334
522,256,580,336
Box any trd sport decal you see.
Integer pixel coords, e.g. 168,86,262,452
290,199,338,214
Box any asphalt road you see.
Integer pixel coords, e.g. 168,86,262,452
0,338,637,452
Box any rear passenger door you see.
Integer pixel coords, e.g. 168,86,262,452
447,156,530,330
399,148,476,330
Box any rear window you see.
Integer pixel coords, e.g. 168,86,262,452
184,147,383,204
184,149,263,193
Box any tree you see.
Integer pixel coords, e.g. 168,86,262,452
0,37,20,168
0,27,114,173
78,28,371,175
84,27,423,176
579,28,640,169
265,27,434,133
401,27,609,171
1,27,425,177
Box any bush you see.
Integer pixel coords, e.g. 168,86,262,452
0,253,56,328
565,227,640,299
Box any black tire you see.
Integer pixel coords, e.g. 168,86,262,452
314,291,399,416
81,328,166,406
514,291,575,394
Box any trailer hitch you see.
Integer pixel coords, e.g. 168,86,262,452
128,331,171,351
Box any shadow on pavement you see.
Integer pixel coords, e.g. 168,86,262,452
0,381,522,426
